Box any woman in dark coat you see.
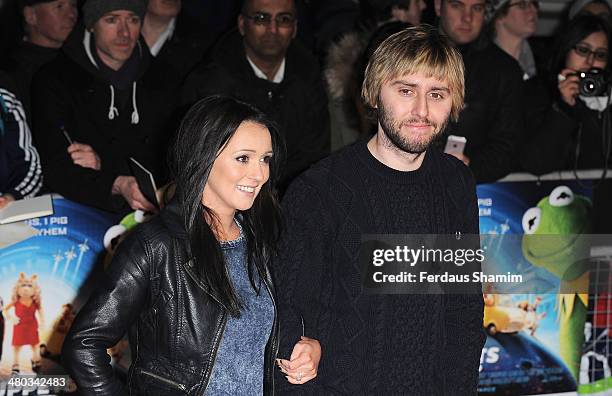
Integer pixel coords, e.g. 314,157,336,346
520,15,612,174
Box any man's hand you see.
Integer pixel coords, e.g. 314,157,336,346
0,194,15,209
277,336,321,384
112,176,158,213
558,69,580,107
68,143,101,170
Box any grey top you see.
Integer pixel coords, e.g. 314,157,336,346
205,221,275,395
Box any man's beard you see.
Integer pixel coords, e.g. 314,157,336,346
378,99,446,155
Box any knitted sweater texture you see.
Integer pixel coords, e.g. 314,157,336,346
275,141,485,395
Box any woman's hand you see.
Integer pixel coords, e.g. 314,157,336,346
558,68,580,107
277,336,321,384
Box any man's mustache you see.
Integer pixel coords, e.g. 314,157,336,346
401,118,436,127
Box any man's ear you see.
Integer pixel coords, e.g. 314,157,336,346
23,6,37,27
434,0,443,17
238,14,245,36
292,21,298,39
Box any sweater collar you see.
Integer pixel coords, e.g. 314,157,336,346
356,139,433,184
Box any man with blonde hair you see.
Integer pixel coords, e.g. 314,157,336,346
275,25,484,394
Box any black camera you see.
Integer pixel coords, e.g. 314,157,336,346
576,68,609,97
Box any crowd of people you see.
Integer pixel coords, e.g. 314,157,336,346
0,0,610,212
0,0,610,394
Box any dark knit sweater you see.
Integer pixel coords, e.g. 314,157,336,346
275,140,485,395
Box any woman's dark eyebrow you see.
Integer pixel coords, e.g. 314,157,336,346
232,149,274,154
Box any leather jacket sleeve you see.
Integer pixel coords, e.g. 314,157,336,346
62,230,152,396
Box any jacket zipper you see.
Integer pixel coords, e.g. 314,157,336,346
139,369,188,393
128,319,141,395
262,269,279,394
180,254,230,393
181,255,278,393
201,312,228,390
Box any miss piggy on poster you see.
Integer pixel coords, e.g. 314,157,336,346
2,273,45,373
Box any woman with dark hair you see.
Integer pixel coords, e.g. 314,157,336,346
62,95,321,395
520,14,612,174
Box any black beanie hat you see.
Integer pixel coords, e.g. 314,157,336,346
83,0,147,29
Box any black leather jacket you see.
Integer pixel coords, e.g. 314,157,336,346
63,200,279,395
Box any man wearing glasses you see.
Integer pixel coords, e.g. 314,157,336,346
434,0,525,182
184,0,330,192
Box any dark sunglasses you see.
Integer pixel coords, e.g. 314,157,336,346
508,0,539,10
242,12,296,27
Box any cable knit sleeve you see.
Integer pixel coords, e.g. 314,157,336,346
442,165,485,394
442,294,485,394
274,174,334,394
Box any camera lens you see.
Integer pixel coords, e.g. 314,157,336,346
579,76,607,97
581,78,597,95
578,68,609,97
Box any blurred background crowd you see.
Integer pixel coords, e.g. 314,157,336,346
0,0,610,217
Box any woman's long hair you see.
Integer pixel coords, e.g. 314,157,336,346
548,14,612,90
169,96,285,316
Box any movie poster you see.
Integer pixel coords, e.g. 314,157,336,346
0,171,609,395
0,196,117,394
579,262,611,395
476,171,611,395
